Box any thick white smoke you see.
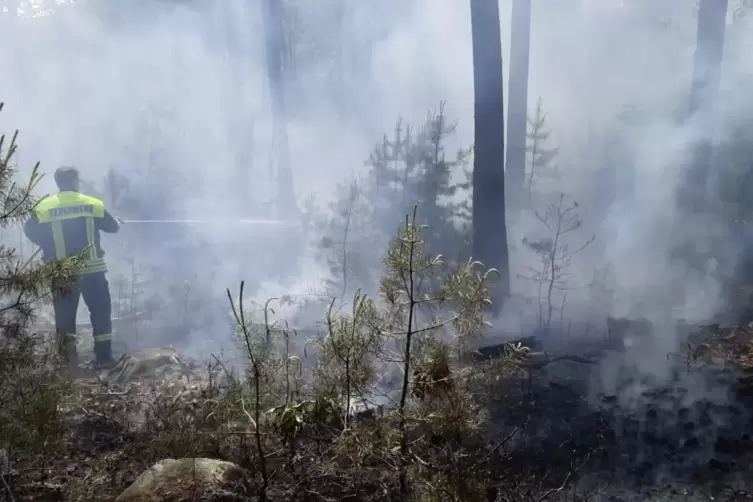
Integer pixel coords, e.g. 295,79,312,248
0,1,751,365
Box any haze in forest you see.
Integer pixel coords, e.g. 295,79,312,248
0,0,751,361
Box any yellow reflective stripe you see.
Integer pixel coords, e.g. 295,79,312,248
85,218,98,261
93,333,112,342
51,220,66,259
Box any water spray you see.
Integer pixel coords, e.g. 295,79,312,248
121,219,298,226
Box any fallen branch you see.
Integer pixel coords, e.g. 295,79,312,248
522,354,596,371
485,427,520,460
0,467,16,502
472,336,542,361
536,449,595,502
75,405,108,419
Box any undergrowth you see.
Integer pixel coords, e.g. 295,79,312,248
0,102,81,499
2,201,604,501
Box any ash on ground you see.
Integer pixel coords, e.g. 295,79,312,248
494,318,753,499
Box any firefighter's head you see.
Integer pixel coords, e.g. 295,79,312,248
54,165,80,192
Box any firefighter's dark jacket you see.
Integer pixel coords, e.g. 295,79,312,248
23,191,120,274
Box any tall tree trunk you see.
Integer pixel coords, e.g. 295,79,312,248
671,0,728,307
470,0,511,313
220,4,255,215
678,0,729,214
505,0,531,215
262,0,296,218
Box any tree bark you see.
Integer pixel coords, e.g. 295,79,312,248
505,0,531,215
678,0,728,214
671,0,729,307
470,0,511,313
262,0,296,218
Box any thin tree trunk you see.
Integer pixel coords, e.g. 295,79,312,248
470,0,511,313
262,0,296,218
671,0,728,307
678,0,728,214
505,0,531,215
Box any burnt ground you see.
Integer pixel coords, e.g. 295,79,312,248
482,323,753,501
4,323,753,501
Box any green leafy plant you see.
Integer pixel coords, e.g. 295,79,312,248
315,289,382,423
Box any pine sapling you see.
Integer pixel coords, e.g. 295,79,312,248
379,206,493,496
317,289,381,425
526,98,560,203
0,102,81,473
523,193,594,335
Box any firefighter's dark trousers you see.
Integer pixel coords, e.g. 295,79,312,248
53,272,114,364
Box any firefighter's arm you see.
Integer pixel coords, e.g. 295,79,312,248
97,210,122,234
23,214,44,246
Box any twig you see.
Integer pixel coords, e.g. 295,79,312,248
94,389,128,397
0,470,16,502
485,427,519,460
535,449,595,502
18,247,41,272
239,398,258,431
76,405,107,419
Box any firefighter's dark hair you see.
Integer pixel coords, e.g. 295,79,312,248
54,166,80,190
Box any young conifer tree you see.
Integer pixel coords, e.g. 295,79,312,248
0,103,80,454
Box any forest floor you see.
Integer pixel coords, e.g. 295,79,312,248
5,321,753,501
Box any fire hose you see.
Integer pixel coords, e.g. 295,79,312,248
120,218,297,226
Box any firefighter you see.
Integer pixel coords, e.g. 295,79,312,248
23,166,122,369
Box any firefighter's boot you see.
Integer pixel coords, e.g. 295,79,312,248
94,339,116,369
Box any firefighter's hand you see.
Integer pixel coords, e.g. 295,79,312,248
116,216,125,225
